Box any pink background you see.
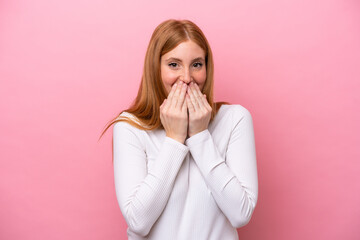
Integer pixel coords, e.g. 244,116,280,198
1,0,359,239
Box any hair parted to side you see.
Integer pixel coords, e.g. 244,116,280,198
99,19,228,141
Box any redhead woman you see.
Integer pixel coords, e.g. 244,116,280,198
101,19,258,240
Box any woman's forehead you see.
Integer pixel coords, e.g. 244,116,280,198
162,40,205,60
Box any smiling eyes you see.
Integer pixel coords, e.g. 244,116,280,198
193,62,203,68
168,62,203,69
168,63,178,68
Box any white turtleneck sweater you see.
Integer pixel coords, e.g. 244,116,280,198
113,104,258,240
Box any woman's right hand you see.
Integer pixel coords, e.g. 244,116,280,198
160,81,188,144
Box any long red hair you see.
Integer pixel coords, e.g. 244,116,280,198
99,19,227,141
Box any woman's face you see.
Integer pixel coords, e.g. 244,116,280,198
160,40,206,94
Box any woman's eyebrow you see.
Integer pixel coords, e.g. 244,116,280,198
165,57,205,62
192,57,205,62
165,57,182,62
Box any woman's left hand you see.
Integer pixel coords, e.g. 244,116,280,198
186,82,212,138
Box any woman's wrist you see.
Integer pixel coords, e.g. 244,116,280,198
188,127,207,138
166,134,186,144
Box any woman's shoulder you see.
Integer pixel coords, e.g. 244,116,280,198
218,104,253,119
216,104,254,131
113,112,148,150
113,112,144,132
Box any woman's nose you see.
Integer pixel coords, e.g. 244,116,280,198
180,68,192,84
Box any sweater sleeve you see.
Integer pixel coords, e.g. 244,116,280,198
185,106,258,228
113,121,189,236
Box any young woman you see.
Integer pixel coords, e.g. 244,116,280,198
101,19,258,239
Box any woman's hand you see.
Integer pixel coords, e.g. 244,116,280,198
186,82,212,138
160,81,188,144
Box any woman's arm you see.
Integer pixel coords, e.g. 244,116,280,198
185,106,258,228
113,121,189,236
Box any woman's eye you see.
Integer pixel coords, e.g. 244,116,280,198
168,63,178,68
193,62,203,68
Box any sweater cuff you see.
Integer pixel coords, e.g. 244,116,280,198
165,136,189,152
185,129,210,146
185,129,225,177
152,136,189,182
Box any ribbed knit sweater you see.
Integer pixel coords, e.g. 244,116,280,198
113,104,258,240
